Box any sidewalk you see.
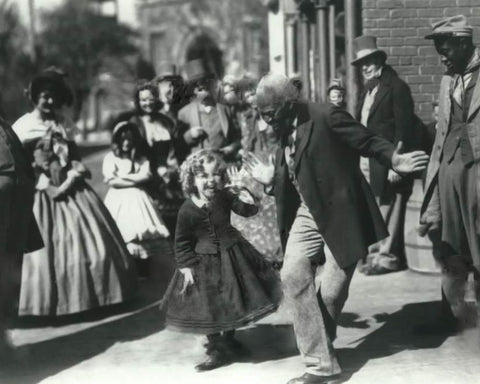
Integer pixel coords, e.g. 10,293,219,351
2,268,479,384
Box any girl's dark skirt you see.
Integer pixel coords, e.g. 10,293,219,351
164,239,281,334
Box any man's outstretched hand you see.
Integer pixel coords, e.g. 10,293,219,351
391,141,429,175
243,152,275,186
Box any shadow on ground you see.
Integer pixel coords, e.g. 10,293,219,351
1,256,175,383
338,301,451,382
234,324,298,364
1,305,166,384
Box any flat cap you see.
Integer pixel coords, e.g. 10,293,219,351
425,15,473,40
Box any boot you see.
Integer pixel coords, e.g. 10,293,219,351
195,334,230,372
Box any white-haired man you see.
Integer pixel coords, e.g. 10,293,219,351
244,73,429,384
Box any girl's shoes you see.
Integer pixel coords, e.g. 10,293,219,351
195,350,229,372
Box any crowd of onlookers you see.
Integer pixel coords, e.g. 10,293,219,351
1,14,479,384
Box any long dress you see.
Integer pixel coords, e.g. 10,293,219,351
232,110,283,265
165,190,280,334
130,113,185,235
13,110,136,316
102,152,172,260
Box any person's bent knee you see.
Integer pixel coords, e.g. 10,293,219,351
281,265,312,299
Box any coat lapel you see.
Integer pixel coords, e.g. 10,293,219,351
191,101,202,128
467,72,480,121
216,104,230,137
293,120,313,172
367,83,389,119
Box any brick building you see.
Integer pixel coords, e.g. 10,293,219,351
270,0,480,121
362,0,480,121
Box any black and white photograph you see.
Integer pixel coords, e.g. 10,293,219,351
0,0,479,383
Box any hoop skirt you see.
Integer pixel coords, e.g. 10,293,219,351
18,182,137,316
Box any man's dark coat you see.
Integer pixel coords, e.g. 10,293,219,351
355,65,417,200
272,102,396,268
0,117,42,255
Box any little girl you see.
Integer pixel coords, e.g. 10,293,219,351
103,122,171,276
163,150,280,372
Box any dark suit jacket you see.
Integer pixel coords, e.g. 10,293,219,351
177,100,241,158
272,102,395,268
0,118,42,255
356,66,416,200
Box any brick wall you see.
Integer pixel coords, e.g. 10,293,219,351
362,0,480,121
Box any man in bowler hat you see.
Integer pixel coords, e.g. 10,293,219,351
177,59,241,160
244,73,429,384
352,35,418,275
420,15,480,331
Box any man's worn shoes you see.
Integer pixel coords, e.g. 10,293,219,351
286,373,341,384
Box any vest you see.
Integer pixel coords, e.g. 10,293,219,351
443,68,479,166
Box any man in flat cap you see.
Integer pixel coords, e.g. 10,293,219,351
244,73,429,384
420,15,480,332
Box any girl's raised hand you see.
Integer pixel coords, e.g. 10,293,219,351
179,267,195,295
226,165,243,187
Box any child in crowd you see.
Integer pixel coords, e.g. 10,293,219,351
327,78,346,109
162,150,280,372
103,122,171,277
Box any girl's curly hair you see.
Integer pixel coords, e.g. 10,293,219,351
180,150,228,197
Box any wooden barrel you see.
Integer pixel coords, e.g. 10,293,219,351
404,179,441,274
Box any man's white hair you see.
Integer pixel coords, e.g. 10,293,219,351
256,72,299,110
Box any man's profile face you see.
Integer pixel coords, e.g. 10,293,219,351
434,37,471,74
258,102,291,136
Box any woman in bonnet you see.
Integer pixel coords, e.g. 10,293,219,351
12,68,136,316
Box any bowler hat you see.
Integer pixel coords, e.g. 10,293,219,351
28,67,73,106
425,15,473,40
153,62,183,83
351,36,387,66
183,59,215,83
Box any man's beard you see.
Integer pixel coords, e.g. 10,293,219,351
270,104,295,139
272,121,293,139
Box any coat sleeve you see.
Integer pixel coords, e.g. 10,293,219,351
228,188,259,217
178,106,198,146
328,106,395,168
174,203,199,268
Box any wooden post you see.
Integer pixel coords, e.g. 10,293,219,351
299,13,311,99
344,0,359,115
328,2,336,80
315,0,329,102
285,15,297,77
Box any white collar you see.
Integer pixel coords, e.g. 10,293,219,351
191,195,209,208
